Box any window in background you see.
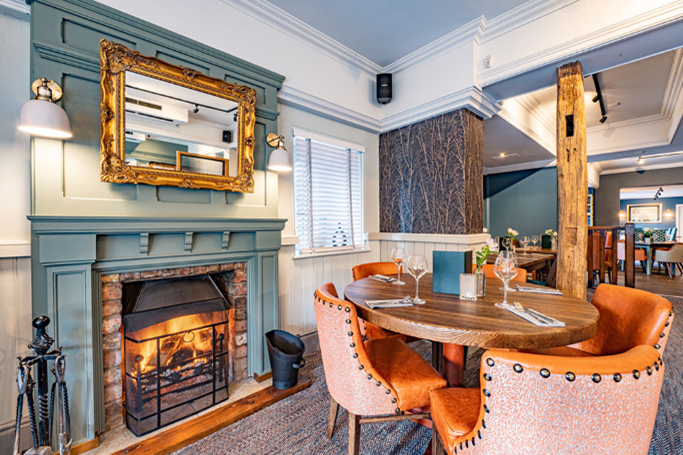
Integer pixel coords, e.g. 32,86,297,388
292,129,364,254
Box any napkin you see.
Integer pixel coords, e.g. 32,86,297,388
365,299,413,309
370,274,397,283
496,304,565,327
515,285,563,295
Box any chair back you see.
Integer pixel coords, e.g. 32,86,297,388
574,284,674,356
352,262,399,281
314,283,399,416
666,227,677,241
656,243,683,262
615,241,646,262
456,346,664,454
481,264,527,283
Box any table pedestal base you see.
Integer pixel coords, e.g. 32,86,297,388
432,342,466,387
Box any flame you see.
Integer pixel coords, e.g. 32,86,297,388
128,312,227,377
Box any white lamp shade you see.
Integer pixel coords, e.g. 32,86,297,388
267,147,292,172
18,99,72,139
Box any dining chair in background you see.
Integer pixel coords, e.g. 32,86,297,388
430,345,665,454
517,284,674,358
352,262,417,341
480,264,528,283
314,283,447,455
655,243,683,278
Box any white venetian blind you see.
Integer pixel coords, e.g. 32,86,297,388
293,130,364,254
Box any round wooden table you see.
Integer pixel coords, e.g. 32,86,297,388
344,274,599,386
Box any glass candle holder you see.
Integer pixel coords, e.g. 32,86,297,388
459,273,478,301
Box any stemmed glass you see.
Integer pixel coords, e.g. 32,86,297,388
390,247,406,285
406,255,428,304
493,249,518,307
531,235,539,249
521,236,530,252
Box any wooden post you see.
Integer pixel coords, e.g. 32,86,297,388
556,62,588,299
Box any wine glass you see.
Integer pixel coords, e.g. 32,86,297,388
406,255,428,304
493,249,518,307
501,237,511,251
391,247,406,285
531,235,539,249
521,236,530,252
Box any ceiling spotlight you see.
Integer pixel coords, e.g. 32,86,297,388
499,152,506,157
599,116,607,124
193,104,199,114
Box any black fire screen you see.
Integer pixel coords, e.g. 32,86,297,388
124,317,229,436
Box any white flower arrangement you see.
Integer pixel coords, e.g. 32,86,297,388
507,228,518,239
545,229,558,240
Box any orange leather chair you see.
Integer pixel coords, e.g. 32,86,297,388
430,345,665,454
480,264,528,283
352,262,415,341
314,283,446,455
520,284,674,358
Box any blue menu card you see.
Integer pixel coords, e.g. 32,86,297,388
432,250,473,295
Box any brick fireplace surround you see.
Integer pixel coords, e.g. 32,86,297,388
101,262,247,431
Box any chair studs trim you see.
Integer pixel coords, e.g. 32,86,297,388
647,366,653,375
376,381,382,386
655,362,660,371
395,408,400,414
347,331,353,336
392,398,397,403
483,404,489,413
540,368,551,378
483,373,492,381
486,358,495,367
565,372,576,382
329,302,333,308
345,307,350,313
483,389,491,397
353,353,358,358
614,373,622,382
350,342,355,347
338,305,342,310
592,373,602,383
482,419,487,429
358,365,364,370
346,319,351,324
654,344,661,350
633,369,640,379
513,363,523,373
660,333,665,338
367,374,372,379
385,389,391,394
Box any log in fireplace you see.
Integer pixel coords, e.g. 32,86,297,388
122,274,232,436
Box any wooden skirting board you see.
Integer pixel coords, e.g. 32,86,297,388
111,377,312,455
253,371,273,383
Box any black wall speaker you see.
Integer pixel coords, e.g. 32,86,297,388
376,73,392,105
222,130,233,143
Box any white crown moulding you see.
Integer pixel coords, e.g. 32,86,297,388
0,0,30,19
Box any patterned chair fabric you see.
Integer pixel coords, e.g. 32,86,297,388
351,262,414,341
314,283,445,416
431,345,665,455
481,264,527,283
519,284,674,358
665,227,677,241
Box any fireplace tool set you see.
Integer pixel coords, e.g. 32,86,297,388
14,316,71,455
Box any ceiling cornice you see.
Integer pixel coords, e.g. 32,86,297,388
484,158,556,175
497,94,555,154
277,84,382,133
600,160,683,175
0,0,30,19
226,0,382,77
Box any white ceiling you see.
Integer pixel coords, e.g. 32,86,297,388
486,49,683,175
483,116,554,170
264,0,529,67
621,184,683,199
526,51,676,129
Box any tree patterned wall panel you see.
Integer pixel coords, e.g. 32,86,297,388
379,109,484,234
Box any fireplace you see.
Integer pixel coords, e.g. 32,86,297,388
121,274,232,436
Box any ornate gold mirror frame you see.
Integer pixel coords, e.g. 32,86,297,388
99,39,256,192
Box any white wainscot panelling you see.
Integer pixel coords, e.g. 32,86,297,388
0,257,32,424
278,240,380,336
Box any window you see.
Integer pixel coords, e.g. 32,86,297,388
293,129,364,254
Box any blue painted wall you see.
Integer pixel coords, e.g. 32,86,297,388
620,197,683,229
484,167,558,238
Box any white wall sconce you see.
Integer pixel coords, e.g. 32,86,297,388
266,133,292,172
18,78,72,139
665,209,673,218
619,210,625,218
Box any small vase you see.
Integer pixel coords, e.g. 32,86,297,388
551,238,558,250
644,237,651,244
475,267,486,297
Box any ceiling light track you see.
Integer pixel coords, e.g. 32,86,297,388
591,73,607,124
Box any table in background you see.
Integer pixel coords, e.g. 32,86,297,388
635,241,683,275
344,274,599,386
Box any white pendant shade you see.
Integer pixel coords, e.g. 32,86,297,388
268,147,292,172
18,99,72,139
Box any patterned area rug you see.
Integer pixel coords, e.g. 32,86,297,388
174,296,682,455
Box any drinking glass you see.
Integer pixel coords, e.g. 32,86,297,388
531,235,539,249
501,237,511,251
521,236,530,252
493,249,518,307
390,247,406,285
406,254,428,304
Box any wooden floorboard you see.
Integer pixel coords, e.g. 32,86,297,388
111,377,312,455
602,268,683,297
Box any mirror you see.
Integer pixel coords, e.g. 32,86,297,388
100,40,256,192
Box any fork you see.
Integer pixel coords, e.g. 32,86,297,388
513,301,553,324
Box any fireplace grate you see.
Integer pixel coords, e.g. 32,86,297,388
123,319,230,436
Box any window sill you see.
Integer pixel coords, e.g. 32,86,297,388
292,247,372,260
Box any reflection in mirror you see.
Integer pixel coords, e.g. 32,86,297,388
124,72,239,177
